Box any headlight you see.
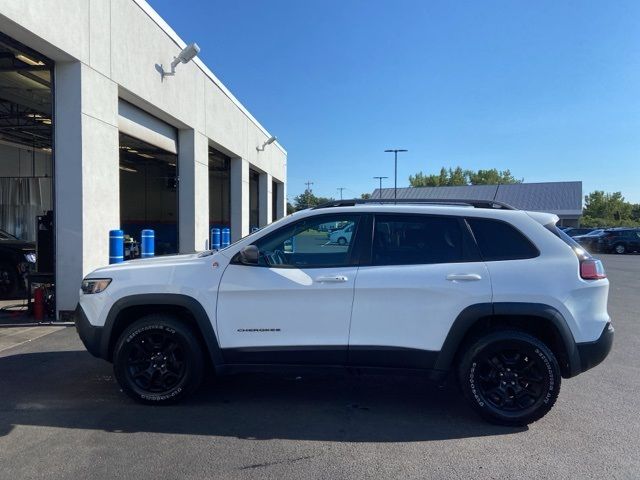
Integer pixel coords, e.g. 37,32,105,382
24,252,37,263
81,278,112,294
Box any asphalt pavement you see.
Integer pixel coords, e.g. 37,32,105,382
0,254,638,479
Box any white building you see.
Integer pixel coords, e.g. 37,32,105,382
0,0,287,317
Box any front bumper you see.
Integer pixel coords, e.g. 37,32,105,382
576,322,614,373
74,304,104,358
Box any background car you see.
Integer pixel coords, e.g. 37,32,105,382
0,229,36,299
329,223,354,245
564,227,598,237
573,229,607,252
592,228,640,254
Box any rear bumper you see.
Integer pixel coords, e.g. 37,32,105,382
74,304,104,359
575,322,614,373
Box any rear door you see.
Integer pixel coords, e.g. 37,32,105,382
348,213,492,368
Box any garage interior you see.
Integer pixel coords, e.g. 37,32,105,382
0,32,54,302
119,132,178,256
209,146,231,233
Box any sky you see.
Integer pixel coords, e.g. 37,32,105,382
148,0,640,203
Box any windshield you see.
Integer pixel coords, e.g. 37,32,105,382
215,214,295,252
0,229,18,240
585,229,604,237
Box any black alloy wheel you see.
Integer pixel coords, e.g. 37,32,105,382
458,330,561,426
113,316,204,404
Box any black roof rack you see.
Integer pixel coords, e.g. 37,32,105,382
313,198,516,210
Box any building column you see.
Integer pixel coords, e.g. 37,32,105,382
55,61,119,316
178,130,209,252
230,157,249,241
258,172,272,227
275,180,286,219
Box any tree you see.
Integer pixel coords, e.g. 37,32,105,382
409,166,523,187
466,168,522,185
292,189,334,211
360,193,372,200
582,191,638,227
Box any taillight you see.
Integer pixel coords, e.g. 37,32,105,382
580,259,606,280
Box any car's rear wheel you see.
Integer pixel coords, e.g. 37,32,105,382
113,315,204,404
337,237,347,245
614,243,626,254
0,262,18,299
458,330,561,426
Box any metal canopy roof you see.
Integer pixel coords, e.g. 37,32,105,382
372,181,583,217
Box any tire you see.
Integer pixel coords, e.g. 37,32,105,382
337,237,347,246
457,330,561,426
0,261,19,299
613,243,626,254
113,315,204,405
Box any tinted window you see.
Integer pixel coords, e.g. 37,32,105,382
468,218,538,261
545,223,590,259
372,215,472,265
253,215,360,268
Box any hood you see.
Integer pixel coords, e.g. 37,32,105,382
88,252,206,276
0,239,36,251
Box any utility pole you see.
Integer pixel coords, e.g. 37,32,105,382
373,176,388,199
337,187,346,200
304,181,314,208
384,149,407,203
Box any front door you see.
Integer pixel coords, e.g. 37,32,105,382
349,214,492,369
217,213,364,365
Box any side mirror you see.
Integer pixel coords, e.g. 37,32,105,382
239,245,259,265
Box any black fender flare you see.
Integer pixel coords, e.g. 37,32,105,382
100,293,223,367
434,302,581,377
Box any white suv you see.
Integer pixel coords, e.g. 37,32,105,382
75,200,613,425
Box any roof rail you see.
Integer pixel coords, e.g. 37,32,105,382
313,198,517,210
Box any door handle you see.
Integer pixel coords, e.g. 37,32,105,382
315,275,349,283
446,273,482,282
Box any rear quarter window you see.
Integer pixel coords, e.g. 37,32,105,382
467,217,539,261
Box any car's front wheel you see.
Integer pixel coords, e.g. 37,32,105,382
113,315,204,404
458,330,561,426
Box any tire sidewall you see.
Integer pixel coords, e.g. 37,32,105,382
113,316,203,404
459,331,561,426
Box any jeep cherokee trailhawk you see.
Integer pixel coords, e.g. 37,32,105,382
75,200,613,425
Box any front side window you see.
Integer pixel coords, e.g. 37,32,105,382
372,214,471,266
253,215,360,268
468,217,538,261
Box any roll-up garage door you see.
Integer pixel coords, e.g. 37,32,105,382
118,100,177,154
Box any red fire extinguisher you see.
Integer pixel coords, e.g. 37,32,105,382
33,287,44,321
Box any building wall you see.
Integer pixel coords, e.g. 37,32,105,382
0,0,287,314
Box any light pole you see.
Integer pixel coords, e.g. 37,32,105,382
304,181,314,208
373,176,388,199
384,149,407,203
337,187,346,200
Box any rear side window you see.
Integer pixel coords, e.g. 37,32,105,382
372,215,476,265
467,218,538,261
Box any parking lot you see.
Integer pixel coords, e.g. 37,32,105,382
0,254,638,479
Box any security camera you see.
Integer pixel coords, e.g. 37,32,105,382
161,43,201,79
257,136,277,151
174,43,200,66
